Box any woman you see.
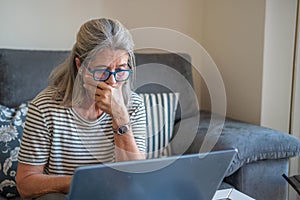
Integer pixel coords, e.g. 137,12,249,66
16,18,146,199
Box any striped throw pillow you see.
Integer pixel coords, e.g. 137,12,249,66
138,93,179,159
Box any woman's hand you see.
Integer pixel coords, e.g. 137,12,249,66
83,72,126,116
94,82,126,116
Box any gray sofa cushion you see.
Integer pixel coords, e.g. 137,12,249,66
0,49,69,108
188,111,300,176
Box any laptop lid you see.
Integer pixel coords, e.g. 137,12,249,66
67,149,237,200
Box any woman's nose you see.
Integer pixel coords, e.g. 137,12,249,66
105,73,117,85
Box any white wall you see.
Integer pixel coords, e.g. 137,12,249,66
261,0,298,132
199,0,297,129
0,0,204,50
290,3,300,199
201,0,266,125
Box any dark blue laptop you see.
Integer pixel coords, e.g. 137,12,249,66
67,149,237,200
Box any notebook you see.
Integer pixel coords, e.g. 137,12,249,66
67,149,237,200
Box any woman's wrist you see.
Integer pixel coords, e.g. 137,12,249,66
112,105,130,129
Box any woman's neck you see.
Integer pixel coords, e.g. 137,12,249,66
75,101,103,121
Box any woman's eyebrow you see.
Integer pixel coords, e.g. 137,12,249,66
117,63,128,68
94,65,108,69
92,63,128,69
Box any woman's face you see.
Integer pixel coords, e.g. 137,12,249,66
84,48,130,88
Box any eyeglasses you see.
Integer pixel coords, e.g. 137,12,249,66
85,67,132,82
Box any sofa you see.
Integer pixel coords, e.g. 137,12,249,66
0,48,300,200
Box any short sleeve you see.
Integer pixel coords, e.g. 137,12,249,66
18,102,51,165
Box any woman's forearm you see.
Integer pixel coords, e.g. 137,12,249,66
17,172,72,199
112,107,145,161
114,133,146,161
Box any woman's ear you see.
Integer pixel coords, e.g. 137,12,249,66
75,57,81,70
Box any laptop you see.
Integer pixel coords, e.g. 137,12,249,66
67,149,237,200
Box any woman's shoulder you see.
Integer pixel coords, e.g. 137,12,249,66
30,86,62,107
131,91,144,104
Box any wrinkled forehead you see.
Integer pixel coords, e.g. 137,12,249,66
89,48,129,67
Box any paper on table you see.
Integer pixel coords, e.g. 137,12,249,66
212,188,255,200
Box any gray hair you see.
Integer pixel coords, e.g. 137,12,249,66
49,18,135,107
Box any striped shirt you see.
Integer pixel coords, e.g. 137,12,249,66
18,87,146,175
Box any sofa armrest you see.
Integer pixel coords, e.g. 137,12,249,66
183,111,300,176
224,158,289,200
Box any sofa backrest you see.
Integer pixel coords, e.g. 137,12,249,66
0,49,69,108
134,53,198,122
0,48,198,122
